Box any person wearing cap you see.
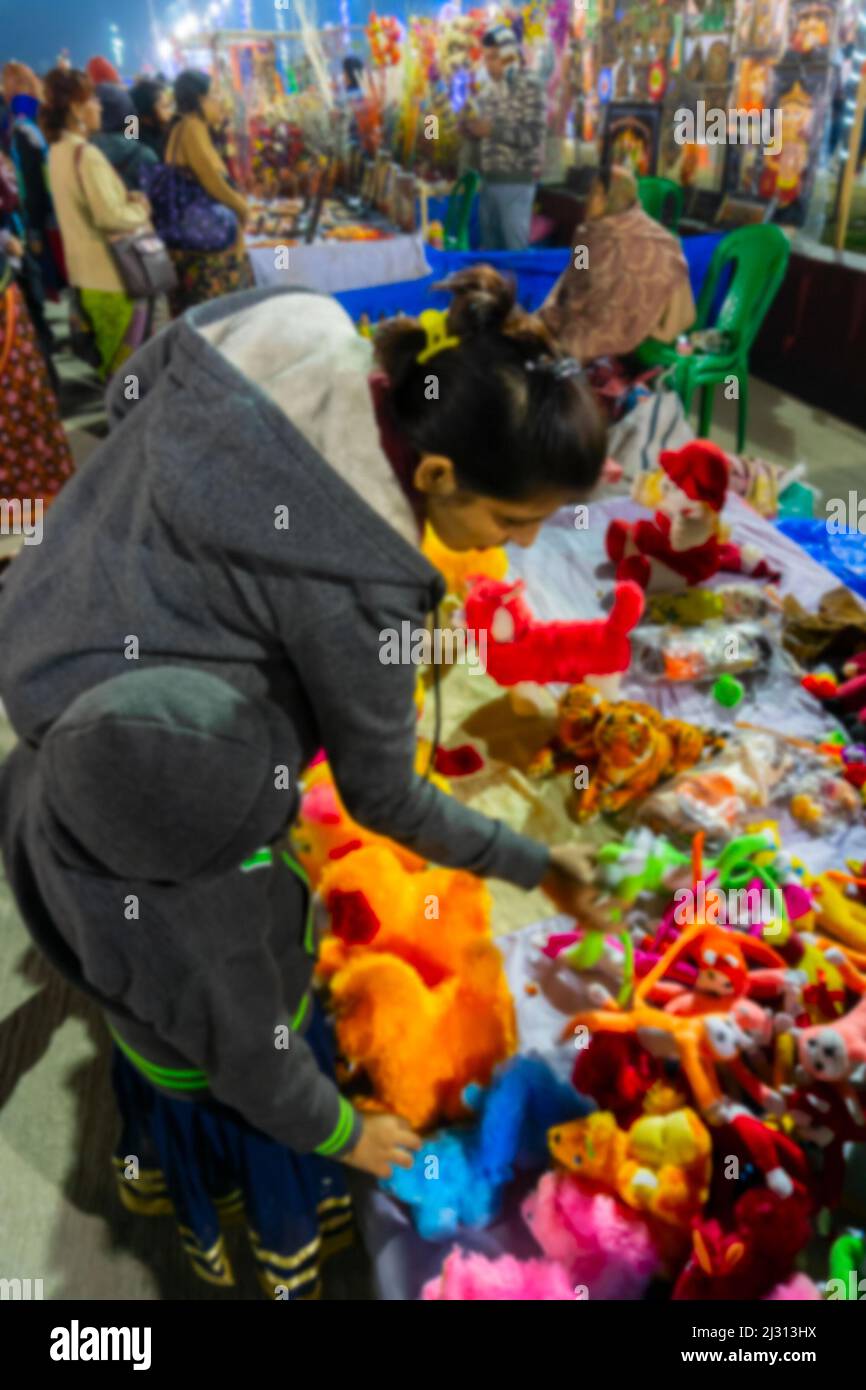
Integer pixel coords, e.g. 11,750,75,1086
92,82,158,192
463,24,546,250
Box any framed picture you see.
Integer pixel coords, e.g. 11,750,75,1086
658,98,730,191
784,0,837,61
601,102,662,179
735,0,789,57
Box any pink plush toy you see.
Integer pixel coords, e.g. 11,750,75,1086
421,1248,575,1300
605,441,781,592
763,1273,822,1300
522,1171,660,1300
462,577,644,686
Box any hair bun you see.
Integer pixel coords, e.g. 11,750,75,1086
373,315,428,388
432,265,516,337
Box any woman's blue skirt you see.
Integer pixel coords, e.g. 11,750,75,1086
110,1003,354,1299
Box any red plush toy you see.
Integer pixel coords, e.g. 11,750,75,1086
786,1078,866,1206
462,578,644,687
673,1185,812,1300
606,441,781,591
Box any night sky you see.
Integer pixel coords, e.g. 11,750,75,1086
1,0,435,78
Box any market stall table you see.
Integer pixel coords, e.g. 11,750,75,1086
353,492,866,1300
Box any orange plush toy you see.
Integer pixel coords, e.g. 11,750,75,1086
317,846,516,1129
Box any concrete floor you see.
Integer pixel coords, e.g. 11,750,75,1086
1,314,865,1299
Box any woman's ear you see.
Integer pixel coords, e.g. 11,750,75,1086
413,454,459,497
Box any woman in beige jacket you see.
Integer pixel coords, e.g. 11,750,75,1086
42,67,154,378
165,70,252,316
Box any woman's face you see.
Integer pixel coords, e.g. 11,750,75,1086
154,88,173,124
416,456,580,550
200,91,222,126
71,94,102,133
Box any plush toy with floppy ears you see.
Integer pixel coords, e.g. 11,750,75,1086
381,1056,591,1239
316,845,515,1130
462,577,644,686
606,441,781,592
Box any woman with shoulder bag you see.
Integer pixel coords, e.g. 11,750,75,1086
163,69,253,316
41,67,158,379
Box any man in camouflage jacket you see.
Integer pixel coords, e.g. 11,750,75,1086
464,25,547,250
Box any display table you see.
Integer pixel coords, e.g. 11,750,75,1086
248,232,431,295
356,492,866,1300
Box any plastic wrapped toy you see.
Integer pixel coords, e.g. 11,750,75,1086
317,846,515,1129
638,730,796,842
382,1056,591,1239
527,684,718,821
462,577,644,687
606,440,782,592
631,619,775,684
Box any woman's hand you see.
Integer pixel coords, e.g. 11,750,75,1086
129,190,151,212
541,843,615,931
339,1113,421,1179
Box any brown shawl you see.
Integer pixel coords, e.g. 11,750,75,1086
540,201,696,363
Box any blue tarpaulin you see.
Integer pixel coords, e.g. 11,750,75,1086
776,520,866,600
334,234,724,325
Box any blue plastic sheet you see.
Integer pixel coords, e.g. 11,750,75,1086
776,519,866,599
334,233,724,326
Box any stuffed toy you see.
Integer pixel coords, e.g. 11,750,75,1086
522,1171,661,1300
640,922,786,1018
318,846,515,1129
420,523,508,598
785,1077,866,1206
291,749,450,886
605,440,782,592
421,1248,575,1301
572,1033,670,1127
527,685,715,821
534,929,632,1012
764,1273,822,1300
672,1185,812,1301
793,993,866,1094
462,577,644,687
381,1056,591,1239
547,1104,712,1228
806,873,866,954
596,827,692,904
565,999,780,1119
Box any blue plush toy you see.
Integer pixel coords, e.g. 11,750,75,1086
382,1055,592,1241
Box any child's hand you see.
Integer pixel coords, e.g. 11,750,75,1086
340,1113,421,1179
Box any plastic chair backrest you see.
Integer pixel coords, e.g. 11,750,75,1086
637,176,684,230
444,169,480,249
695,224,790,350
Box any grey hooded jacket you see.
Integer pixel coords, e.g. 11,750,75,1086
0,284,550,1156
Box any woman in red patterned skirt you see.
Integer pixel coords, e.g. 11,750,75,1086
0,244,74,506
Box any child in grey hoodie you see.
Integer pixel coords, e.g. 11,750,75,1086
0,265,606,1295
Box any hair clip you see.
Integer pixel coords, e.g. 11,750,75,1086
416,309,461,365
526,355,583,380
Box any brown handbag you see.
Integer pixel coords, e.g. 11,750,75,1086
73,143,176,298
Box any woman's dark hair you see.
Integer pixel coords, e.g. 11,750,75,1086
39,67,93,143
96,81,133,135
173,68,210,116
131,77,165,123
374,266,606,502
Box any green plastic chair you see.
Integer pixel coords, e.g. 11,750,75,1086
443,169,480,250
636,223,791,451
637,176,684,230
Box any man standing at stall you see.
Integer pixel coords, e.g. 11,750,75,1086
463,24,547,251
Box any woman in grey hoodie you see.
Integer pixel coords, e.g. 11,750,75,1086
0,265,607,1297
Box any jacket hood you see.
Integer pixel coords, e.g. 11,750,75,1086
194,289,423,552
40,667,297,883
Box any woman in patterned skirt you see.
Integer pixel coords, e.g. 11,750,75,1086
0,245,74,508
165,70,253,316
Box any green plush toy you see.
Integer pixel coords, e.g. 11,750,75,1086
596,827,691,904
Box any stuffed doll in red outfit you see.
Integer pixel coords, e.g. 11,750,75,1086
606,441,781,592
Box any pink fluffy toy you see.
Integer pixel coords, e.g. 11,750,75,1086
462,578,644,686
522,1171,660,1300
421,1248,575,1301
